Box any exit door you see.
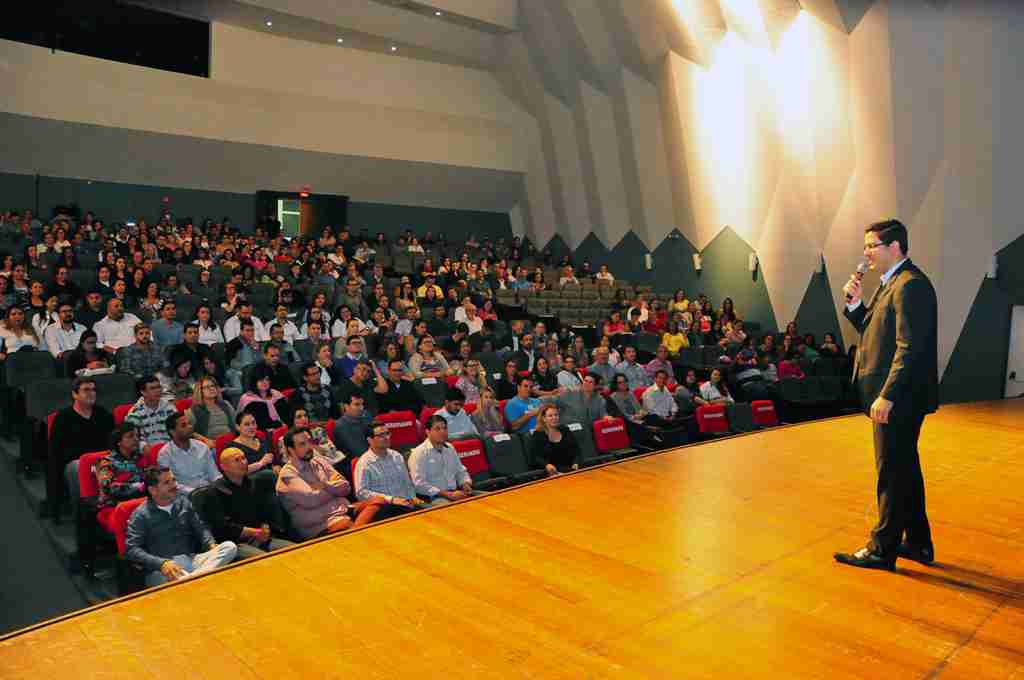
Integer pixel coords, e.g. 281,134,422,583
1006,306,1024,399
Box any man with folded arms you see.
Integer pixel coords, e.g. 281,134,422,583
408,415,473,507
125,466,237,587
276,427,381,539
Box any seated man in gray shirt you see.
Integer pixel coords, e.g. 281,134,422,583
586,347,617,386
407,415,474,507
556,373,613,426
125,466,237,587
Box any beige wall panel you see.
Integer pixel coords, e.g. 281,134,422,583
429,0,518,30
545,93,592,249
521,118,560,249
659,53,699,246
579,81,632,247
621,67,678,249
887,1,947,224
0,38,523,174
757,184,822,329
211,23,514,123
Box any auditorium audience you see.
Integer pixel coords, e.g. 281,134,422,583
699,368,735,405
471,387,506,437
556,374,610,425
49,376,116,513
93,298,141,354
186,377,238,445
124,374,178,446
204,447,294,558
158,412,221,495
95,422,148,513
531,404,581,476
125,465,237,586
505,376,542,434
230,411,278,475
408,415,474,506
354,423,425,511
437,387,479,439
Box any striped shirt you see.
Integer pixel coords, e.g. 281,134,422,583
354,448,416,502
124,397,178,445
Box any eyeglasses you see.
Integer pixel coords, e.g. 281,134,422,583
863,241,887,251
372,430,391,438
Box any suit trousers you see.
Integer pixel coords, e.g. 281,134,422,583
868,412,932,557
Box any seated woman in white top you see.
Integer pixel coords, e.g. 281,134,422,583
698,368,735,405
192,304,225,346
595,264,614,284
558,265,579,288
0,306,40,352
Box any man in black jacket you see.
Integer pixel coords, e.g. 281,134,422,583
835,219,938,571
198,448,294,559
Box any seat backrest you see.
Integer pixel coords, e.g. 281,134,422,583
450,438,492,480
696,404,729,434
725,402,756,433
112,497,147,555
414,378,446,407
818,376,842,402
141,442,165,467
778,378,807,403
482,433,530,477
113,403,133,425
93,373,138,410
175,398,192,413
750,400,778,426
375,410,419,449
5,350,57,388
214,432,236,456
564,421,599,465
271,425,288,449
593,417,630,453
26,378,73,421
419,406,440,431
632,387,647,404
78,450,110,499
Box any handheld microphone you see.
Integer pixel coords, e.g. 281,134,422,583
845,261,868,302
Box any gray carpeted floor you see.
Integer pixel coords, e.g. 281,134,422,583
0,450,86,636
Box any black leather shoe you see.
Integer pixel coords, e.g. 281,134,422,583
896,542,934,565
833,547,896,571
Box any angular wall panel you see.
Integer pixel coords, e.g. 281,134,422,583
545,93,593,249
621,66,677,249
578,81,632,247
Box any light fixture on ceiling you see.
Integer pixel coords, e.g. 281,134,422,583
265,20,272,27
336,37,344,43
390,45,398,52
435,10,442,16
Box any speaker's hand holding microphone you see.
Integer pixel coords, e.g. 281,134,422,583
843,262,868,306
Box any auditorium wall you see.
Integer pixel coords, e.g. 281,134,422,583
506,1,1024,402
0,29,526,209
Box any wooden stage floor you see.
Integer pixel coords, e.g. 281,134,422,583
2,401,1022,679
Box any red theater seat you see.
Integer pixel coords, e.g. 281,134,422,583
751,400,779,427
696,404,729,436
450,438,507,491
175,398,192,413
113,404,133,425
593,417,637,459
112,498,147,555
374,410,419,450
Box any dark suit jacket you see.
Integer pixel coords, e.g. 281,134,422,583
843,259,938,421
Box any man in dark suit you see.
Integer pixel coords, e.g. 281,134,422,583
835,219,939,571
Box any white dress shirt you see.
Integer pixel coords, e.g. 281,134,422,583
93,313,143,351
407,440,471,498
847,258,907,312
45,322,87,357
223,315,267,343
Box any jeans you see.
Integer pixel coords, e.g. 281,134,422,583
144,541,238,587
235,537,295,561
